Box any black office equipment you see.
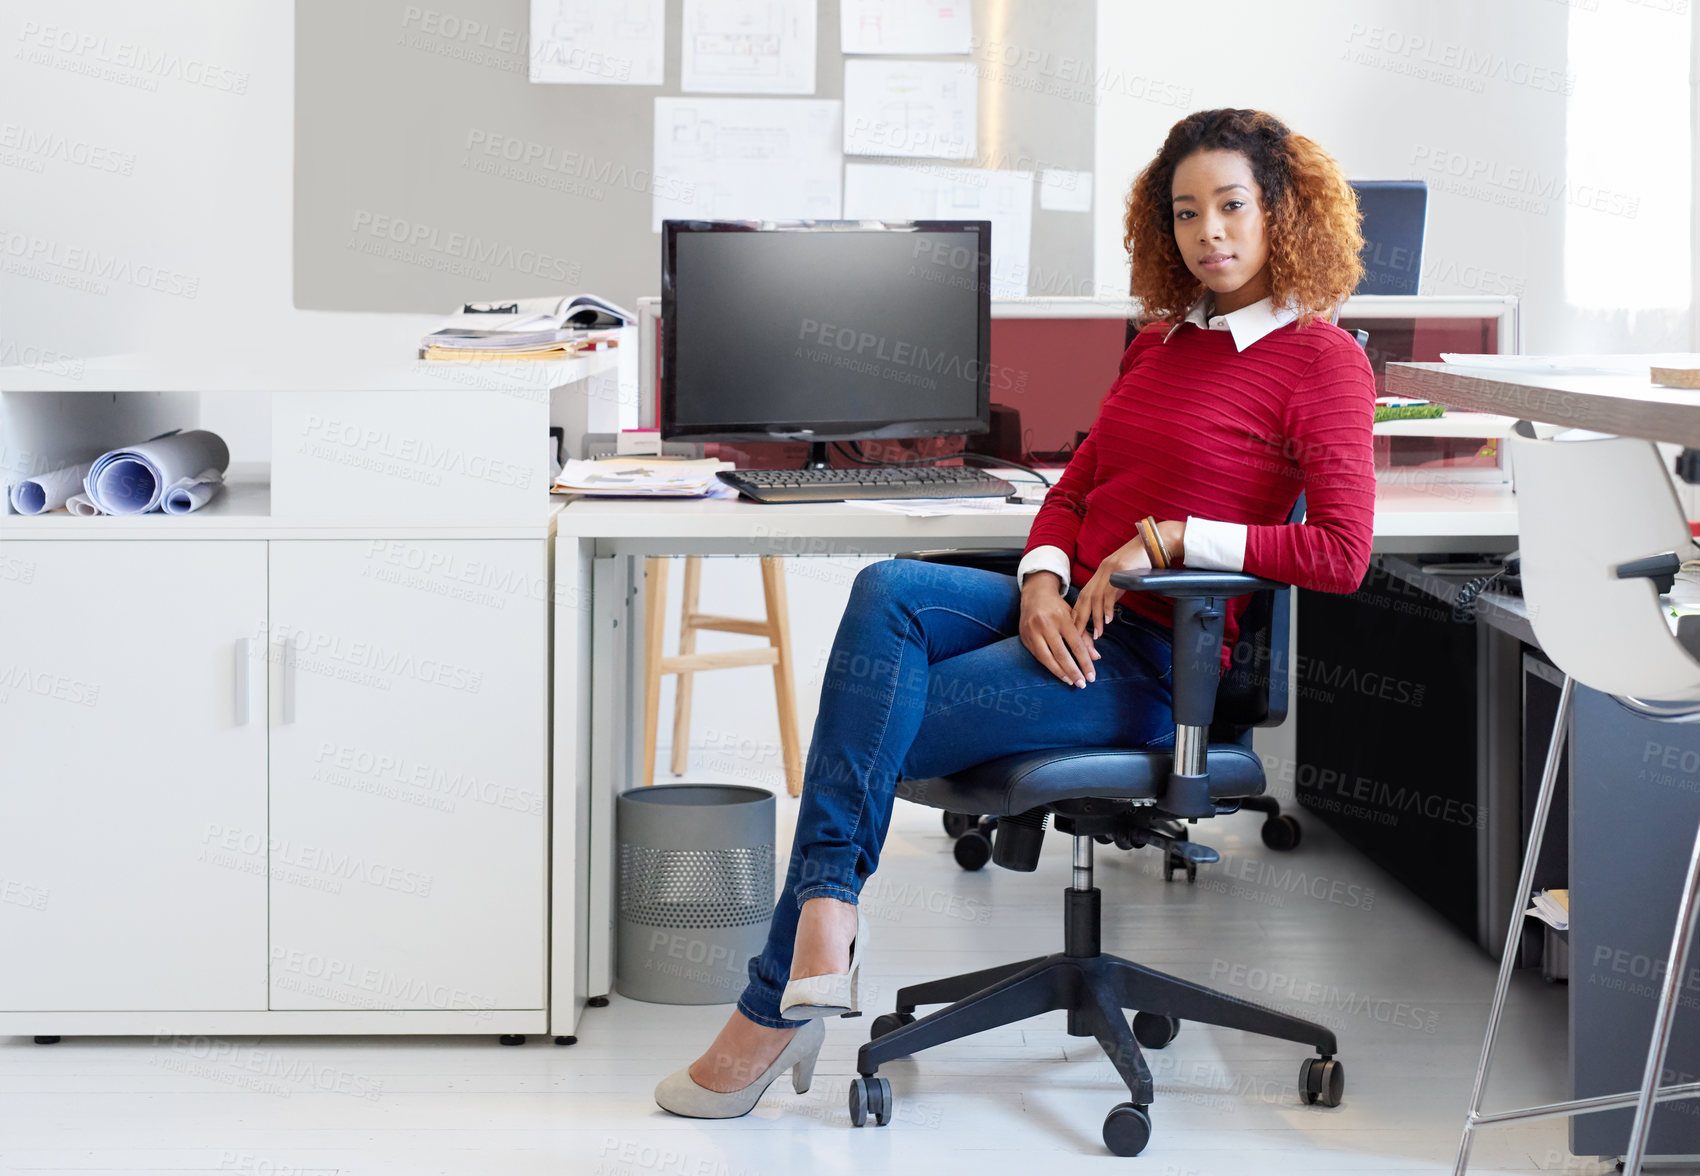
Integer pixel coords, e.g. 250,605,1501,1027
851,500,1338,1157
660,219,992,479
1350,180,1428,296
964,403,1024,462
716,465,1013,505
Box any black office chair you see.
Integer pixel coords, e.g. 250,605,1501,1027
848,499,1343,1157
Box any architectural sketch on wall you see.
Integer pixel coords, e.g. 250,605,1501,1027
843,162,1033,297
843,59,976,159
841,0,971,55
680,0,818,94
652,98,843,229
529,0,666,85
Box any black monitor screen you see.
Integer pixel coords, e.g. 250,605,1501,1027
1352,181,1427,296
661,221,990,442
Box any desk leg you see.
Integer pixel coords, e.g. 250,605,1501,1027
587,554,638,1002
550,539,595,1038
1476,623,1523,957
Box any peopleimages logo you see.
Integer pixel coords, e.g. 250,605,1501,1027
348,210,576,282
0,229,199,298
1343,24,1575,94
15,21,251,93
0,124,135,174
795,318,1026,395
462,130,695,201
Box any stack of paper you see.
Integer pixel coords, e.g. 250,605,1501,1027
421,331,620,361
553,457,736,498
1525,889,1569,931
421,294,632,359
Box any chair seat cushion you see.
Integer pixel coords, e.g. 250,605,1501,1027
903,744,1267,817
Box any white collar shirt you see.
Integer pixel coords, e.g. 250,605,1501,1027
1162,294,1299,352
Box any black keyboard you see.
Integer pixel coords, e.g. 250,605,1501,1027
717,465,1016,504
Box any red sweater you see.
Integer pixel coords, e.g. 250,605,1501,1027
1024,318,1378,668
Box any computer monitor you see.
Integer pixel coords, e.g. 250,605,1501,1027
660,220,992,466
1351,181,1428,296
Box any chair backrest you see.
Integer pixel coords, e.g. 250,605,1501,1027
1211,494,1305,735
1510,431,1700,701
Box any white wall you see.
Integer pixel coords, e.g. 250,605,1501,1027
1,1,297,464
2,3,296,346
1092,0,1693,355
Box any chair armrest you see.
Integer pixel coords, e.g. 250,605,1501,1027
1105,567,1293,817
1109,567,1290,596
897,548,1025,576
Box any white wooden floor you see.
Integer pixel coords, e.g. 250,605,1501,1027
0,772,1610,1176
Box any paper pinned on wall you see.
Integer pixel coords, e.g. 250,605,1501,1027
652,98,843,230
841,0,971,55
1039,169,1093,213
843,163,1033,298
680,0,817,94
529,0,666,85
843,60,976,160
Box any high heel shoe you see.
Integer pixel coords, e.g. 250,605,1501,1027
653,1018,824,1119
779,906,869,1020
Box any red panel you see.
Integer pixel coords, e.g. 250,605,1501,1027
989,317,1132,458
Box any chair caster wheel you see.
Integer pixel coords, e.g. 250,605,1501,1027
1131,1012,1180,1050
942,812,978,838
1299,1057,1344,1107
848,1075,893,1127
33,1036,60,1045
1102,1102,1152,1156
1161,853,1197,884
953,828,992,871
498,1034,526,1046
870,1012,915,1040
1261,814,1302,851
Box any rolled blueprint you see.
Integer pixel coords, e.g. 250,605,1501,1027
65,493,102,516
85,430,229,515
8,461,94,514
161,467,224,515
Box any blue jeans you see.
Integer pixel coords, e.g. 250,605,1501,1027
736,557,1177,1029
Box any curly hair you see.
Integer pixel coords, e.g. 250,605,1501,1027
1123,109,1364,327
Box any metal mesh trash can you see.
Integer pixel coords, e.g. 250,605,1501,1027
616,784,775,1004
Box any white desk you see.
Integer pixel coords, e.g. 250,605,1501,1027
547,485,1520,1036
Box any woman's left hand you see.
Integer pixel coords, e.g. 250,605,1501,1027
1071,521,1187,638
1072,537,1151,639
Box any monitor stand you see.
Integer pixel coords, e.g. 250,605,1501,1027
802,441,832,470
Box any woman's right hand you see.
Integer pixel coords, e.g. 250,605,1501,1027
1019,572,1099,688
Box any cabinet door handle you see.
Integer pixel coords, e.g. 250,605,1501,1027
280,638,297,725
235,637,253,725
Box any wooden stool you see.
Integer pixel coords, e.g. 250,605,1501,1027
642,556,804,796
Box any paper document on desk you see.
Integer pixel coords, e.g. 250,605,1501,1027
1526,889,1569,931
554,457,734,496
845,495,1039,518
1440,352,1700,377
